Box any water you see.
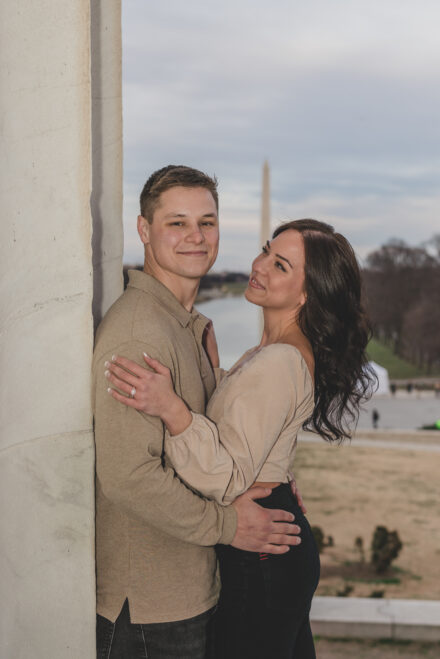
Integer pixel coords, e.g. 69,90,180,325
198,296,440,431
198,295,260,369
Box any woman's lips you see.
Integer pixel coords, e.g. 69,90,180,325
249,275,265,290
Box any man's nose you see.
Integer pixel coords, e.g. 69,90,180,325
186,225,205,243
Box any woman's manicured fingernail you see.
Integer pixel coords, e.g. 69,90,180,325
104,361,110,368
143,352,149,358
107,388,112,393
111,355,117,362
104,370,110,378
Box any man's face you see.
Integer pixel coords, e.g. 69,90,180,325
138,186,219,285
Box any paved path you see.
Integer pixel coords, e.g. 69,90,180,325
358,391,440,431
299,428,440,453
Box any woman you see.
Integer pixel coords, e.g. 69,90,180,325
105,219,374,658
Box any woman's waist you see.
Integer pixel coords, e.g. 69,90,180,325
252,482,300,512
251,480,282,490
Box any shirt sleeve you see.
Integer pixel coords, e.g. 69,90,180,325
93,339,237,545
165,346,304,505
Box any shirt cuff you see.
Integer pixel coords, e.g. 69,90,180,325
165,411,199,441
218,503,237,544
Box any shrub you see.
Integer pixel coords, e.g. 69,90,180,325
371,526,403,573
337,584,353,597
312,526,325,553
354,536,365,563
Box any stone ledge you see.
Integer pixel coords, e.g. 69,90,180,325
310,597,440,642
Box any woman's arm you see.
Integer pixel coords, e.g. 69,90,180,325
106,346,310,505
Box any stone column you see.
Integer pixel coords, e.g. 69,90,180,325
259,161,271,332
260,160,271,247
0,1,107,656
91,0,124,327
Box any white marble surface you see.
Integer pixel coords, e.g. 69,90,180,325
0,433,95,658
91,0,124,327
311,596,440,641
0,1,117,656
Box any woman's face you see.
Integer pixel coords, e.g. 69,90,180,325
245,229,306,313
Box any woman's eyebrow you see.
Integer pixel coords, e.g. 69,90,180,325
275,253,292,268
266,240,293,269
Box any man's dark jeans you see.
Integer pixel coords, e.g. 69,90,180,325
96,599,215,659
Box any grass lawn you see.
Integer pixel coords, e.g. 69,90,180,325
295,438,440,601
367,338,440,379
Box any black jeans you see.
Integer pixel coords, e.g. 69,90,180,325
212,484,320,659
97,599,216,659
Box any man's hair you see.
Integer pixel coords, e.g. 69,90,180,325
139,165,218,222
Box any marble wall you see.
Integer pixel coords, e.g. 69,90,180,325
0,1,122,656
91,0,124,327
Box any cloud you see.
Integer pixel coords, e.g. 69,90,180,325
121,0,440,268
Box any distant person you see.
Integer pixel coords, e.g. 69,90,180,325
372,408,380,429
107,219,375,658
435,382,440,398
407,382,413,394
390,383,396,396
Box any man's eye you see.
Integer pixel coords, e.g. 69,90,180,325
170,221,184,226
201,221,214,227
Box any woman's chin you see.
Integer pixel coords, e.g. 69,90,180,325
245,286,264,306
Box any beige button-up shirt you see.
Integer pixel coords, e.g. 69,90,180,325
93,270,237,624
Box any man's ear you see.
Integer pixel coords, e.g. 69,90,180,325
137,215,150,245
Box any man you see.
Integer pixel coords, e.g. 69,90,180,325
93,165,301,658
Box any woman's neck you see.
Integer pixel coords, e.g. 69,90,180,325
258,307,302,347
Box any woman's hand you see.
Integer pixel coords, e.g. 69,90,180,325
106,353,175,418
105,353,192,434
203,320,220,369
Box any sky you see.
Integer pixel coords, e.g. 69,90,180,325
122,0,440,271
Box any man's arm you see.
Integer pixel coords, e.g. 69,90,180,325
94,340,236,546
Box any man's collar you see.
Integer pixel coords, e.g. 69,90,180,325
127,269,208,329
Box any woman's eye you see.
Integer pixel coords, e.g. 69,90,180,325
275,261,286,272
262,245,268,254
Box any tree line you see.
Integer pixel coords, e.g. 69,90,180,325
362,235,440,373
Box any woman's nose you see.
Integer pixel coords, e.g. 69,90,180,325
252,254,266,273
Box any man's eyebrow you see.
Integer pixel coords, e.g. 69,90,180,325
164,212,218,219
265,241,292,268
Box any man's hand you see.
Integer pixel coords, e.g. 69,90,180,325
288,472,307,514
230,487,301,554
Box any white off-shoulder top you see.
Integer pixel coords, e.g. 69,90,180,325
165,343,314,505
